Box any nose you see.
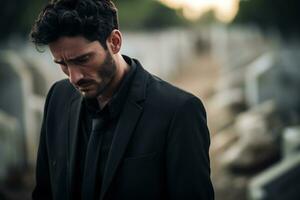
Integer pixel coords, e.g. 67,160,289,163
68,67,83,85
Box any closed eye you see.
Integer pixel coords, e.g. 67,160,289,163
72,55,90,65
53,53,93,66
54,60,66,66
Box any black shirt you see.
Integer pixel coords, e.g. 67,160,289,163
75,56,137,200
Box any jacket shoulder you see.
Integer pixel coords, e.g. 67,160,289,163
145,74,206,114
44,79,78,110
148,75,197,103
47,79,77,99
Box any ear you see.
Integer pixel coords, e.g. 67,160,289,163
106,29,122,54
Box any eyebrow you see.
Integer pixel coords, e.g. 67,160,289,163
53,52,93,64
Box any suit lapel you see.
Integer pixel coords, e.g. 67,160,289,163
100,60,149,200
67,92,83,199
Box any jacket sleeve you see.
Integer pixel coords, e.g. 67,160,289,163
32,83,57,200
166,96,214,200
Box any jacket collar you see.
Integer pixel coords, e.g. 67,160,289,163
100,57,149,200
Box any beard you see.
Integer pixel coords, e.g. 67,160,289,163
94,52,117,97
77,52,117,99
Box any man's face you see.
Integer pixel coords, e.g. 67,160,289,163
49,36,117,99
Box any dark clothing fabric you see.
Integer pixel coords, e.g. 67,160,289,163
76,57,136,200
32,55,214,200
81,118,106,200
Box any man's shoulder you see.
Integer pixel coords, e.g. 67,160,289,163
46,78,78,100
52,78,73,90
143,73,207,120
146,74,201,108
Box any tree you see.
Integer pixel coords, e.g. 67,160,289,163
114,0,188,30
233,0,300,37
0,0,47,42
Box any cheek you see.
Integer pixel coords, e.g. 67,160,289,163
85,61,105,78
99,63,116,78
79,64,100,80
97,56,116,78
83,55,115,80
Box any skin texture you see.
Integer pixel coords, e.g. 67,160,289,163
49,30,129,108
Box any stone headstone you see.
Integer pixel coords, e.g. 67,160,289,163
0,110,20,180
282,126,300,158
220,101,281,173
249,154,300,200
0,50,34,166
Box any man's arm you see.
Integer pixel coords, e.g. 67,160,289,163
32,83,57,200
166,96,214,200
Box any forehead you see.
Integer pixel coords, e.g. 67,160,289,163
48,36,102,58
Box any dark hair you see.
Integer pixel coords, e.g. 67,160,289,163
30,0,118,49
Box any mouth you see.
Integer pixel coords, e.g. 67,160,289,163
77,83,93,91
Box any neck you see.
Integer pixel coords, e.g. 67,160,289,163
97,54,129,109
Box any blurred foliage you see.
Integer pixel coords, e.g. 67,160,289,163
0,0,48,42
0,0,23,39
233,0,300,37
115,0,188,30
0,0,188,43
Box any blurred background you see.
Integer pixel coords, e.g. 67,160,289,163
1,0,300,199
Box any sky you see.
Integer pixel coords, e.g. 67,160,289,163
158,0,240,23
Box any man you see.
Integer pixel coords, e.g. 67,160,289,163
30,0,214,200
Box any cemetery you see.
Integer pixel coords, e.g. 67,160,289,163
0,26,299,199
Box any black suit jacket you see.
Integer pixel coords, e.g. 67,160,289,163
32,58,214,200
